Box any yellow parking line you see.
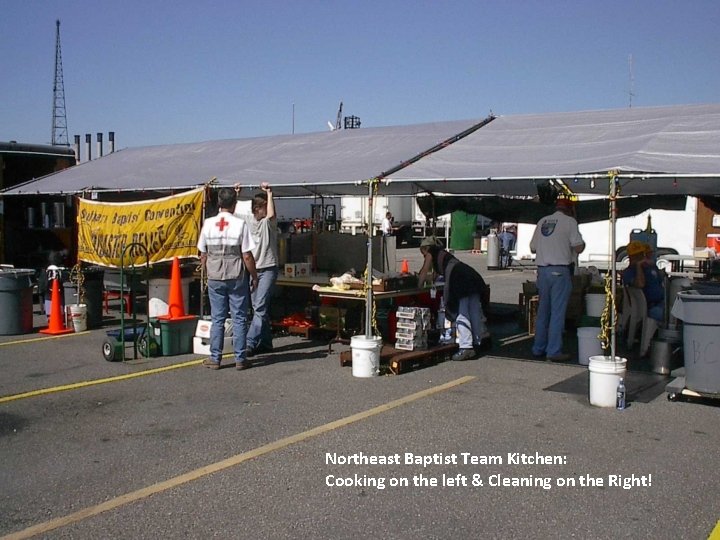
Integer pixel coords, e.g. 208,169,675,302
709,520,720,540
1,376,475,540
0,350,248,404
0,359,203,404
0,332,90,347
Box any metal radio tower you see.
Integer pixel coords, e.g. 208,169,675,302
51,19,69,146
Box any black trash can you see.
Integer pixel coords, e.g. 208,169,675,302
0,268,35,335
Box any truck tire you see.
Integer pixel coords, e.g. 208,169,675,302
656,248,678,272
616,246,677,270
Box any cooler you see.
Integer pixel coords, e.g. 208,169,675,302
706,234,720,252
629,228,657,261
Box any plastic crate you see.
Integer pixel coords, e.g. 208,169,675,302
159,316,198,356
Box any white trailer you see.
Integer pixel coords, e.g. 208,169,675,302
514,197,698,269
339,196,416,243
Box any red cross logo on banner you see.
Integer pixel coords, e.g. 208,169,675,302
215,217,229,232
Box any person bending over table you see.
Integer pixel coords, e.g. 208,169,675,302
417,236,491,361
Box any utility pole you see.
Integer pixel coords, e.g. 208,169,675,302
628,54,635,109
52,19,69,146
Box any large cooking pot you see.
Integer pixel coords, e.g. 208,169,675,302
649,338,682,375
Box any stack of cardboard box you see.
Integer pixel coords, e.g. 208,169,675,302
394,306,431,351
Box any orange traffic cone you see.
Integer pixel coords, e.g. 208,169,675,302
158,257,186,320
400,259,409,274
40,278,73,335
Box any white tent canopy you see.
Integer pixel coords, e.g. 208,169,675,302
4,103,720,198
1,118,488,197
387,103,720,196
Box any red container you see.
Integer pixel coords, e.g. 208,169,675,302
706,234,720,251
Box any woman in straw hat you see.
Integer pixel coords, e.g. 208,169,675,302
418,236,491,361
622,240,665,322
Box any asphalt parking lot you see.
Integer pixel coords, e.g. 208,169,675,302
1,249,719,539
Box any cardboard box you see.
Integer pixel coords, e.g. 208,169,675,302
284,263,312,278
527,295,539,336
395,336,428,351
395,330,425,341
396,319,419,331
195,318,233,339
396,306,430,319
319,306,346,331
193,335,234,355
694,247,713,259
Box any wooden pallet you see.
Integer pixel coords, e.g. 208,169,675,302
339,343,458,374
388,343,458,374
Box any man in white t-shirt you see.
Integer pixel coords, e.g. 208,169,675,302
381,212,393,236
197,187,258,370
529,198,585,361
235,182,279,356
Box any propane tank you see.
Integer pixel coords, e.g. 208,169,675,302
487,230,500,270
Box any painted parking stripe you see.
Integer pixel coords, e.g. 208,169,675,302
0,359,203,404
0,349,251,404
0,332,90,347
709,520,720,540
0,376,475,540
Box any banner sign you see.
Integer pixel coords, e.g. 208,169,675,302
77,188,203,267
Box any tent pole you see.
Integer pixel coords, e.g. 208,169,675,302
365,180,374,337
610,174,617,359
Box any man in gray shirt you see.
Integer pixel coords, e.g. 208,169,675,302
237,182,279,356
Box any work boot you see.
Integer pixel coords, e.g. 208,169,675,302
546,353,572,362
451,348,477,361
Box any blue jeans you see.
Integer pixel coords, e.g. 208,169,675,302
207,276,250,364
454,293,488,349
247,266,278,350
532,266,572,357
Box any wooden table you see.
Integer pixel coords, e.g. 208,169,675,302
275,273,332,288
663,255,712,279
316,286,441,351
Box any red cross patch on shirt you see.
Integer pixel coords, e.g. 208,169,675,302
215,217,229,232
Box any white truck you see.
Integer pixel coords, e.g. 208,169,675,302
339,196,418,244
514,197,699,269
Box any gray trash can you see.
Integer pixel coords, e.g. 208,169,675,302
671,290,720,394
0,268,35,335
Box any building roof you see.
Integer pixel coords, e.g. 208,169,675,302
0,141,76,158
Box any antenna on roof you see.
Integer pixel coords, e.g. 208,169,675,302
628,54,635,108
51,19,70,146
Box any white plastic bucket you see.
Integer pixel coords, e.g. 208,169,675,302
585,293,606,317
69,304,88,332
351,335,382,378
588,356,627,407
577,327,603,366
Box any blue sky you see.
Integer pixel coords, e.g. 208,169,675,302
2,0,719,150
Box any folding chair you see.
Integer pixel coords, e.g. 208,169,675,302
624,285,659,356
